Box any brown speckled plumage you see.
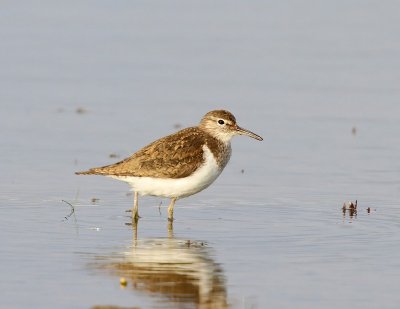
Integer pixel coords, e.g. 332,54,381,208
76,126,231,178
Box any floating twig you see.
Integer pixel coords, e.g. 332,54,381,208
62,199,75,221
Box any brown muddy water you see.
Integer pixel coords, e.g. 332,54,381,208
2,1,400,308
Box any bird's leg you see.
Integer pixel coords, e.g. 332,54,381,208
132,191,140,223
167,220,173,238
132,217,138,244
167,197,177,222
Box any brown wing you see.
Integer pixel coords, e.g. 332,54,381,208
76,127,206,179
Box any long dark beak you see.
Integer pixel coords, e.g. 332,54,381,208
235,125,263,141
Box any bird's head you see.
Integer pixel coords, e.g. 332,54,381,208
199,110,263,143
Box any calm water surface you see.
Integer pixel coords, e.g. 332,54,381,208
1,1,400,308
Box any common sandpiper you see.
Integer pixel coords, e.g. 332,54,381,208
76,110,263,222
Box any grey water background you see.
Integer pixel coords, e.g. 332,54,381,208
2,1,400,308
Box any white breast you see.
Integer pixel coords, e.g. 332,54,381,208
110,145,225,199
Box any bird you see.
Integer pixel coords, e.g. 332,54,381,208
76,110,263,222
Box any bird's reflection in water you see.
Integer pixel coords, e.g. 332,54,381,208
91,221,228,309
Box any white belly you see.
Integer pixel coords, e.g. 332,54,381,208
109,145,224,199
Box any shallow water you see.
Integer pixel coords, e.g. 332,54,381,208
2,1,400,308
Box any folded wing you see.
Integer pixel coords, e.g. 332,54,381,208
76,127,205,179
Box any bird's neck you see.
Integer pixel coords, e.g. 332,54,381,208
202,131,232,170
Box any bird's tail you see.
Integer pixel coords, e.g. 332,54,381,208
75,169,96,175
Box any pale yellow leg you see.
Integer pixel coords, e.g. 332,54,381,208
132,218,138,245
167,220,173,238
167,197,177,222
132,191,139,222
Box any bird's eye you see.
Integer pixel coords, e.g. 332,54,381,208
218,119,225,125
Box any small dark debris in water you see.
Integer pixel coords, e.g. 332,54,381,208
126,192,133,196
184,240,206,248
342,200,357,210
76,107,88,114
158,201,162,215
342,200,357,218
109,153,119,159
241,169,245,174
352,127,357,135
61,200,75,221
367,207,370,213
91,198,100,204
174,123,182,129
